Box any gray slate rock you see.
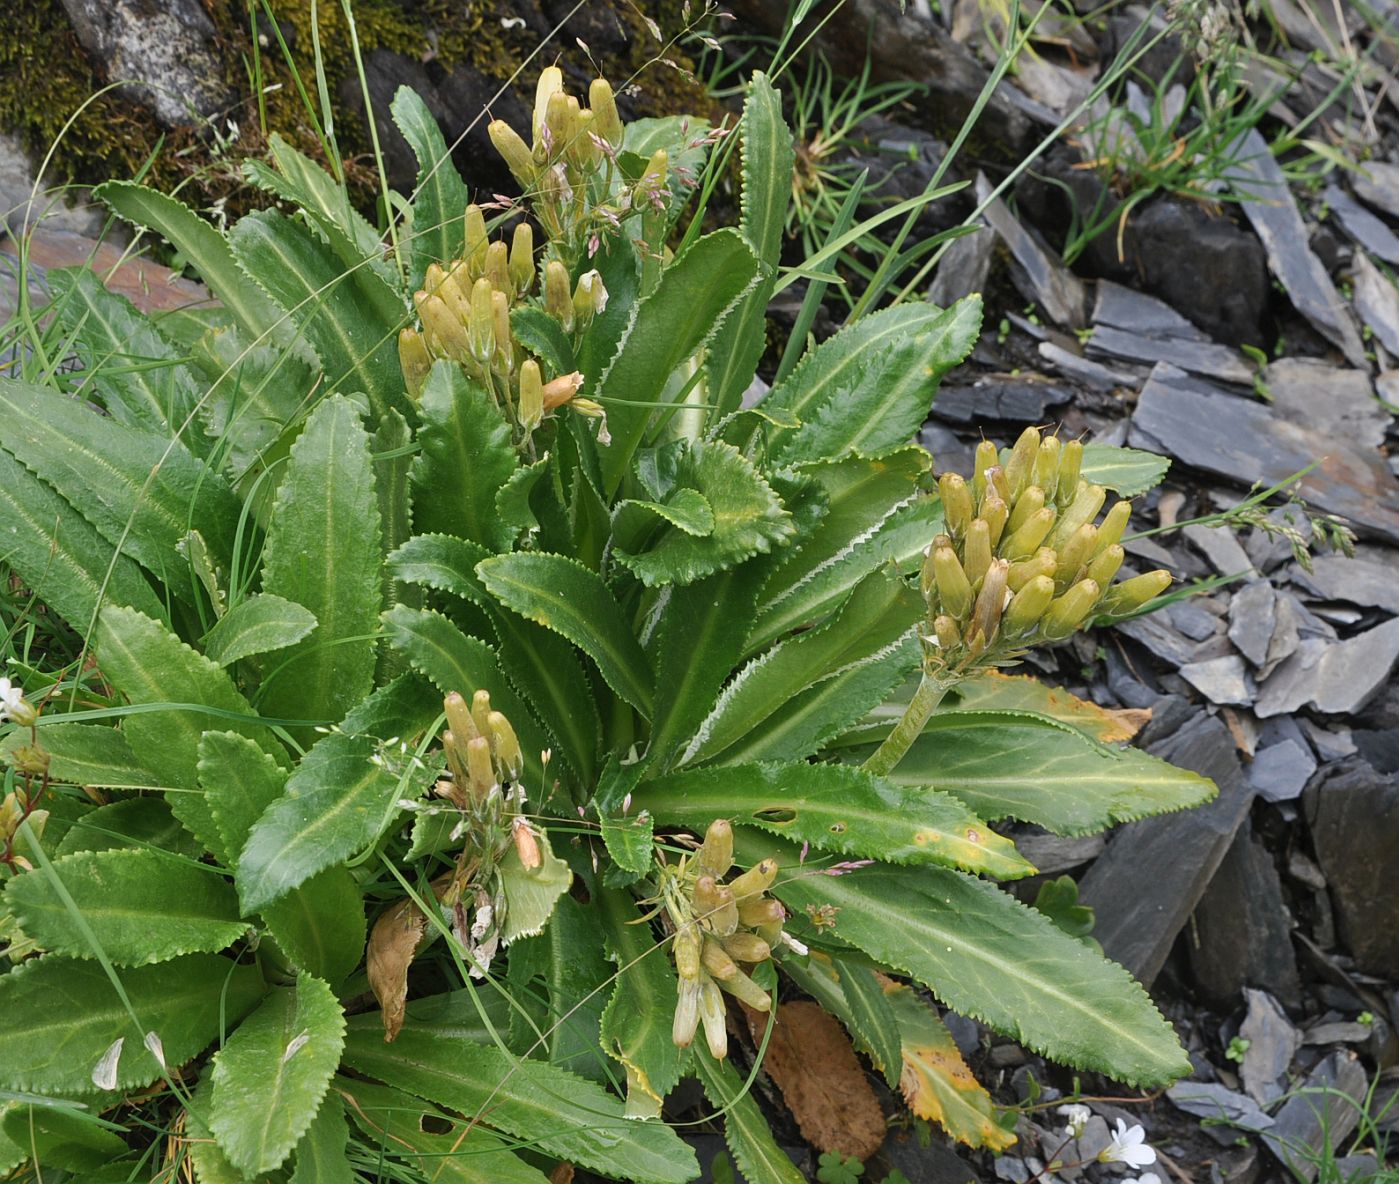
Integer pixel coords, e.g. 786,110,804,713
1078,713,1250,986
1296,547,1399,614
931,378,1070,425
1184,524,1257,579
1351,251,1399,358
1229,580,1277,666
1323,183,1399,266
975,172,1086,328
1263,357,1391,452
1247,738,1317,803
1036,341,1142,390
1117,614,1201,668
0,133,108,239
1241,987,1301,1105
1262,1051,1367,1180
1179,654,1254,705
1256,617,1399,717
1229,129,1367,366
1130,364,1399,545
1093,279,1209,339
929,224,994,308
1086,323,1253,386
1353,159,1399,219
1168,1080,1276,1135
1306,758,1399,977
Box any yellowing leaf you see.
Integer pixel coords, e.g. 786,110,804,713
880,979,1015,1152
949,672,1150,743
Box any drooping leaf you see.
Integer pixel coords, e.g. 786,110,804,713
410,361,519,551
340,1027,699,1183
0,447,162,629
694,1050,807,1184
202,594,318,667
636,761,1031,878
748,836,1192,1086
229,209,407,418
8,723,155,792
209,974,346,1175
759,299,982,464
598,229,762,492
236,729,404,913
290,1092,353,1184
0,953,264,1095
598,887,684,1118
880,979,1015,1152
477,552,655,716
258,394,383,736
47,266,200,439
391,86,469,290
3,848,245,965
0,378,242,591
1080,443,1170,497
496,456,552,535
877,713,1217,835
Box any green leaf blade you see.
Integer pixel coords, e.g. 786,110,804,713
203,594,318,667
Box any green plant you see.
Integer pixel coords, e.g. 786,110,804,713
0,58,1213,1184
1225,1036,1251,1063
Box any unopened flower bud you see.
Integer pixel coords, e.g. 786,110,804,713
544,260,574,332
1002,575,1056,638
675,923,702,981
542,371,583,410
1055,524,1098,591
972,439,999,499
1041,579,1102,641
519,359,544,430
1050,482,1107,551
590,78,623,145
986,464,1011,506
1001,506,1058,561
7,743,48,776
698,818,734,878
573,269,608,331
738,896,785,927
701,935,739,982
932,543,973,621
487,711,522,779
1096,500,1132,552
1033,436,1062,502
488,119,535,187
491,290,513,372
963,518,993,585
673,978,701,1048
933,614,961,650
482,241,510,299
1008,547,1058,592
445,692,481,741
533,67,565,145
1099,569,1173,616
971,558,1009,645
635,149,669,208
726,857,778,901
466,735,495,798
441,729,468,786
545,90,575,156
415,291,469,363
471,690,493,738
721,932,771,962
1056,440,1084,508
1086,543,1125,588
1004,426,1041,502
464,204,489,276
398,328,432,399
509,222,535,294
715,963,771,1011
512,816,543,870
469,278,495,364
981,493,1008,549
700,975,728,1058
939,472,974,539
1006,485,1046,536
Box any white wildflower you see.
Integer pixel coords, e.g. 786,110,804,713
1099,1119,1156,1168
1125,1174,1162,1184
1057,1102,1092,1139
0,678,28,723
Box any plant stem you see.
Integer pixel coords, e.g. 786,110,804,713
862,670,951,777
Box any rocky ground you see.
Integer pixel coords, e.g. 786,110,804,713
2,1,1399,1182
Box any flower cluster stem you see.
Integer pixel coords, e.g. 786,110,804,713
862,670,953,777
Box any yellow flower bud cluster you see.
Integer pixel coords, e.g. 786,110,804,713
922,428,1172,665
668,820,784,1060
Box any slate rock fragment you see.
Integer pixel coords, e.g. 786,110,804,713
1262,1051,1367,1181
1240,987,1301,1106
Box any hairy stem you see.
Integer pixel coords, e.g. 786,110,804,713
862,669,952,777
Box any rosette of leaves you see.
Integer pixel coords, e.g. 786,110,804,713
0,67,1208,1184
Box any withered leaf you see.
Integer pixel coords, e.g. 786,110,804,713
745,1000,885,1160
366,898,429,1042
955,671,1151,742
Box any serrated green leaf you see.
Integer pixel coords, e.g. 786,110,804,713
759,299,982,464
47,267,200,440
614,440,794,587
0,447,163,629
185,1073,261,1184
229,210,407,418
387,533,490,604
290,1092,352,1184
93,605,280,849
410,362,519,551
614,489,716,543
0,377,242,591
694,1050,807,1184
55,797,199,859
747,836,1191,1086
577,236,639,396
203,595,318,667
4,849,245,965
496,456,551,536
0,953,264,1095
478,552,654,715
510,307,576,376
199,732,365,986
372,409,417,630
235,729,402,914
878,713,1217,835
390,87,469,290
0,1106,18,1175
598,887,684,1119
6,723,155,791
783,952,904,1087
598,229,761,493
1080,443,1170,497
96,182,299,353
258,395,382,736
636,761,1029,877
499,833,572,944
340,1027,698,1182
686,572,919,765
339,1078,550,1184
210,974,346,1175
0,1103,129,1172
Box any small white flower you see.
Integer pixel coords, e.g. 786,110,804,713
1099,1119,1156,1168
1125,1174,1162,1184
1057,1102,1092,1138
0,678,26,722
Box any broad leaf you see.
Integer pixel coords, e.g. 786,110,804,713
202,594,318,667
258,394,383,735
0,1104,128,1172
598,229,762,492
9,723,154,791
638,761,1029,877
750,837,1191,1086
759,299,982,464
784,952,904,1091
0,953,264,1095
598,887,684,1118
209,974,346,1175
694,1051,807,1184
1080,443,1170,497
290,1092,353,1184
391,87,469,290
499,835,573,944
0,447,162,629
510,306,576,376
878,713,1217,834
410,361,519,551
387,532,489,604
4,849,244,965
478,552,654,716
340,1027,699,1183
236,730,403,913
945,672,1151,743
55,797,199,859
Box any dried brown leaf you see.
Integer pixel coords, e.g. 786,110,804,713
366,898,429,1042
745,1000,885,1160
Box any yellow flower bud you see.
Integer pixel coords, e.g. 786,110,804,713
698,818,734,878
931,543,973,621
1040,579,1102,641
1056,439,1084,509
464,204,489,277
972,440,998,505
471,689,493,739
1001,506,1058,561
1086,543,1125,588
444,691,481,741
635,149,669,209
544,260,574,332
573,269,608,332
519,359,544,431
469,277,494,364
1096,499,1132,552
737,896,784,927
415,291,469,363
533,66,565,147
487,711,522,779
1055,523,1099,591
726,857,778,901
488,119,534,187
1006,485,1046,536
1007,547,1057,592
971,558,1010,645
673,977,701,1048
1099,569,1173,616
590,78,623,145
1004,426,1041,502
963,518,993,585
938,472,973,539
491,289,513,373
933,614,961,651
1002,574,1056,638
398,328,432,400
545,90,575,156
720,932,771,962
466,734,495,798
675,922,702,981
981,493,1008,549
508,221,535,295
484,241,511,300
1050,482,1107,550
700,975,729,1058
1033,436,1062,502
